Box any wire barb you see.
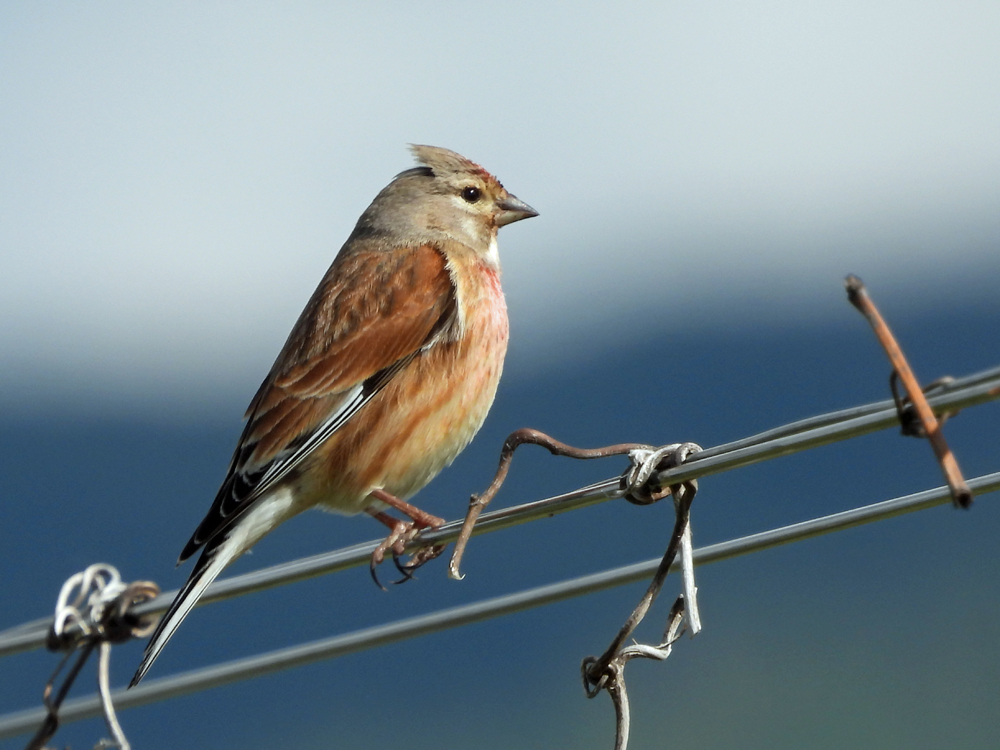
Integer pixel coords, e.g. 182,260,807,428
25,564,159,750
448,428,652,579
582,597,687,750
846,275,973,508
0,471,997,742
582,453,699,750
3,365,995,664
889,373,958,437
0,364,998,743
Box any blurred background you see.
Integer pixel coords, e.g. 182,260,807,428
2,2,999,748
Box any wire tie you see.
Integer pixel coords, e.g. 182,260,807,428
27,564,159,750
846,275,973,508
449,428,667,580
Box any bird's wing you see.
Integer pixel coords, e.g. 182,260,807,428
179,242,457,563
131,242,460,688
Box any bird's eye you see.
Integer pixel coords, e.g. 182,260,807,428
461,186,482,203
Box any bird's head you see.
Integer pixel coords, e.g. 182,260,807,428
408,144,537,232
355,146,537,259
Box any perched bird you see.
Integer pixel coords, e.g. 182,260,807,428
130,146,537,686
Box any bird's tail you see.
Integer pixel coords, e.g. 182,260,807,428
129,537,240,687
131,488,297,686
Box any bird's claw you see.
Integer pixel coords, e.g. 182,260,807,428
392,542,446,583
369,518,445,589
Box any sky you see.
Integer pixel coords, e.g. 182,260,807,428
1,1,998,416
1,3,999,749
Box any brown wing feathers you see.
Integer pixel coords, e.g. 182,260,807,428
177,244,456,563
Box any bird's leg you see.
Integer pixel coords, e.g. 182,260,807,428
365,509,411,590
370,488,445,529
366,490,446,589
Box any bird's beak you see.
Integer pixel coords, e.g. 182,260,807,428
496,194,539,227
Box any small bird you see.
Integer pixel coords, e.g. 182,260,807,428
130,146,537,686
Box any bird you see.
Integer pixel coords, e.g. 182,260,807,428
130,145,537,686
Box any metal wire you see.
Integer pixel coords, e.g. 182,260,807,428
691,363,1000,461
0,469,997,740
1,364,998,660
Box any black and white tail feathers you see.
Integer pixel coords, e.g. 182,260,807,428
129,484,297,686
129,536,239,687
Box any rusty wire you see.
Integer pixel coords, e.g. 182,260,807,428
0,363,997,744
1,364,996,661
0,469,997,741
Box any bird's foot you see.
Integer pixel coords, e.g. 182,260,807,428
366,505,445,590
392,540,446,580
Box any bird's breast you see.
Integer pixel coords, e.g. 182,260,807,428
309,258,508,513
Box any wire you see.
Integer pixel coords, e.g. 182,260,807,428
0,469,996,741
1,364,998,659
693,364,1000,461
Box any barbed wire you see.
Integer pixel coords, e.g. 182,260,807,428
19,564,159,750
2,363,997,662
0,362,997,744
0,467,997,741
